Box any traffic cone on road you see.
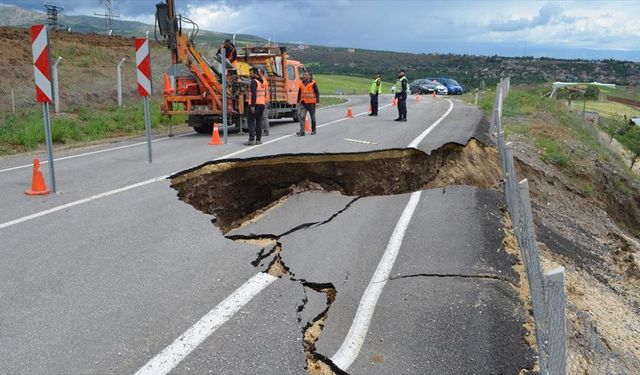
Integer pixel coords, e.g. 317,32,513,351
368,105,372,113
304,114,311,132
346,105,353,118
416,95,421,102
208,122,224,145
24,159,50,196
162,73,175,95
432,91,436,98
392,97,397,106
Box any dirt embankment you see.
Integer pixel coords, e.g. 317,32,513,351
507,112,640,373
0,26,169,112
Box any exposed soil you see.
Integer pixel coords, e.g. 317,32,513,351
170,139,502,233
506,112,640,373
0,26,169,112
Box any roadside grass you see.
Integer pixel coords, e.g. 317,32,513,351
583,100,640,118
0,101,183,155
469,85,634,176
318,96,348,107
535,136,570,167
314,74,393,96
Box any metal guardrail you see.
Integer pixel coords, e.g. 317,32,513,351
490,77,567,375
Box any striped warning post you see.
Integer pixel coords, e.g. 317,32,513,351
135,38,152,97
30,25,53,103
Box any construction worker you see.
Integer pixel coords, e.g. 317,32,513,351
297,71,319,136
260,69,271,136
245,67,265,145
369,72,382,116
394,69,408,122
216,39,237,64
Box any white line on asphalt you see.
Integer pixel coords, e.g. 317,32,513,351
330,98,454,371
344,138,378,145
408,99,454,149
134,272,279,375
0,103,392,231
0,175,169,230
0,133,192,174
331,191,422,370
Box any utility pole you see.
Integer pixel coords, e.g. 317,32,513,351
95,0,120,35
44,3,64,31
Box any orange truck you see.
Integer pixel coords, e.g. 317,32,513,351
155,0,306,133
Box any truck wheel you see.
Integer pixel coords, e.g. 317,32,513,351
292,112,299,122
193,124,212,134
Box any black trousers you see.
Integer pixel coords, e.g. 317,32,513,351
370,94,379,114
248,105,265,141
397,96,407,119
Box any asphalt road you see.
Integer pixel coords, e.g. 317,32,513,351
0,94,535,374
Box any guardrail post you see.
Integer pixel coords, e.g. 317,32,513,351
518,179,548,373
53,56,62,113
544,266,567,375
117,57,126,106
11,89,15,113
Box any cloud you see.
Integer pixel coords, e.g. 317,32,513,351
489,3,565,32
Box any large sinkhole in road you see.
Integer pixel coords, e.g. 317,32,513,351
170,139,502,234
168,138,505,374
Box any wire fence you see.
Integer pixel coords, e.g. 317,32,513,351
490,77,567,375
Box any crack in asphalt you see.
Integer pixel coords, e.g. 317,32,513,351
388,273,512,283
224,199,363,374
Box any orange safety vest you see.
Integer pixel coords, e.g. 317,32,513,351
299,80,317,104
250,78,266,105
263,76,270,102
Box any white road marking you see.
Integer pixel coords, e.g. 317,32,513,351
0,176,169,230
344,138,378,145
330,99,454,371
0,133,192,174
331,191,422,370
134,272,279,375
0,103,391,231
408,99,454,149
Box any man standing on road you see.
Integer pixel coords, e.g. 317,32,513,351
369,72,382,116
245,67,265,145
394,69,408,122
260,69,271,136
297,71,320,136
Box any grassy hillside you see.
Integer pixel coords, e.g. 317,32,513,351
314,74,394,96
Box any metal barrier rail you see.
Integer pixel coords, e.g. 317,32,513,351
490,77,566,375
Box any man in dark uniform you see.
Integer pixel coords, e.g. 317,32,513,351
394,69,408,122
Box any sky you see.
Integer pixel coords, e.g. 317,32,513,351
4,0,640,60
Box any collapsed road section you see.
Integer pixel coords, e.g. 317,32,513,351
170,139,502,233
169,138,535,374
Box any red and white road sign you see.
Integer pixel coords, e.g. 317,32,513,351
135,38,152,97
30,25,53,103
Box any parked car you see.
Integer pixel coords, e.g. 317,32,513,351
427,77,464,95
410,79,448,95
410,79,437,94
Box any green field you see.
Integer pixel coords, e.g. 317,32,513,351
314,74,394,96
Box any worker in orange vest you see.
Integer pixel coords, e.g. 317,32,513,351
260,68,271,136
245,67,266,146
297,71,319,136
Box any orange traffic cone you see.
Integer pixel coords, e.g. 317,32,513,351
346,106,353,118
392,97,397,106
208,122,224,145
162,73,175,95
432,91,436,98
25,159,50,195
416,95,421,102
368,105,372,113
304,115,311,132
